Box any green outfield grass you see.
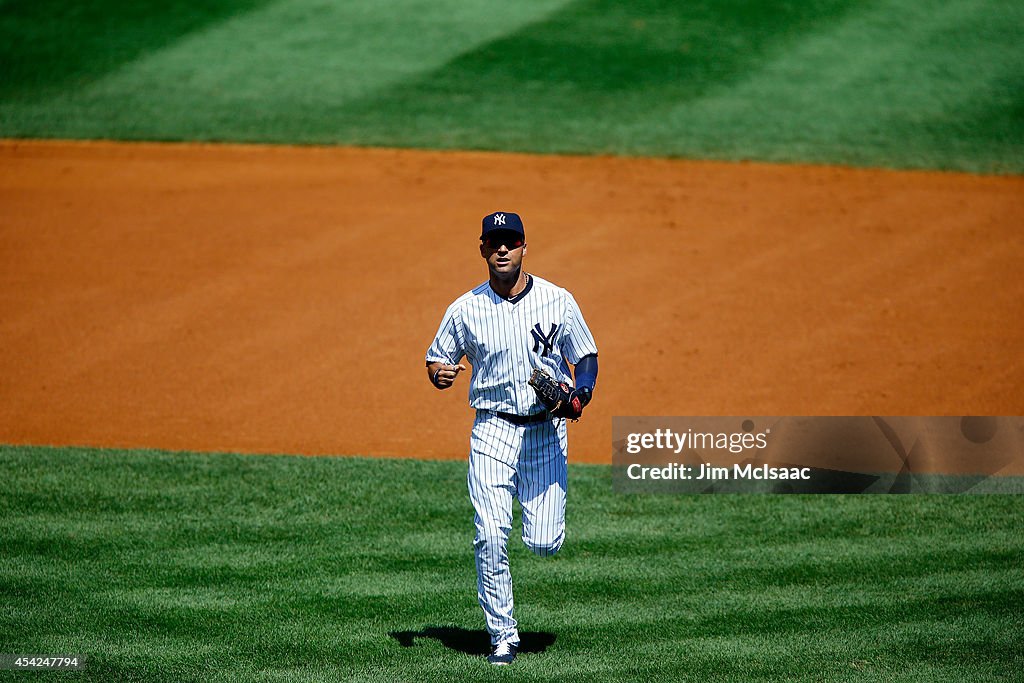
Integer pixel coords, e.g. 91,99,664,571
1,445,1021,682
1,0,1022,172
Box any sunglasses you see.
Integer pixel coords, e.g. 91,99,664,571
482,234,524,250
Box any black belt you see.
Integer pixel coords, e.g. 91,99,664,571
490,410,550,425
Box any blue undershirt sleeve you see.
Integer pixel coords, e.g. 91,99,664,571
574,354,598,392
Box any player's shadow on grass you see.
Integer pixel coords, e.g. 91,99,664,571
389,626,555,656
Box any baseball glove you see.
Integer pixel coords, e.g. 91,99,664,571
529,368,591,420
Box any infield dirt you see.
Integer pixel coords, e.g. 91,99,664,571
2,140,1022,462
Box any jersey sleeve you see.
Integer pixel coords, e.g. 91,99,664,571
561,292,598,364
426,301,466,365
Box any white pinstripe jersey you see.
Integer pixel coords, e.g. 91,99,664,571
426,274,598,415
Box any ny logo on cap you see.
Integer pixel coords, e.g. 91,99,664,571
494,213,506,225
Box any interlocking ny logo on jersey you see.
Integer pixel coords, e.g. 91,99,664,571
494,213,506,225
531,323,558,357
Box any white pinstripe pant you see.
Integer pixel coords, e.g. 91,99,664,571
468,410,568,647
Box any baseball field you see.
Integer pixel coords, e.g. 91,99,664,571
2,1,1023,681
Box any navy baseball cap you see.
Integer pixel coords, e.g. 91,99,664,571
480,211,525,239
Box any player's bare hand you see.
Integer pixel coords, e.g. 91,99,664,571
433,363,466,389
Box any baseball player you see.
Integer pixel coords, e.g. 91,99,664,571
425,211,599,665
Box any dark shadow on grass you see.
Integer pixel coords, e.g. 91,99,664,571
389,626,555,656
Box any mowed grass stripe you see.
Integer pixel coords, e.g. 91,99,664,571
1,0,1021,172
336,0,1023,172
0,0,275,100
1,445,1021,682
333,0,863,149
628,0,1024,172
0,0,571,139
